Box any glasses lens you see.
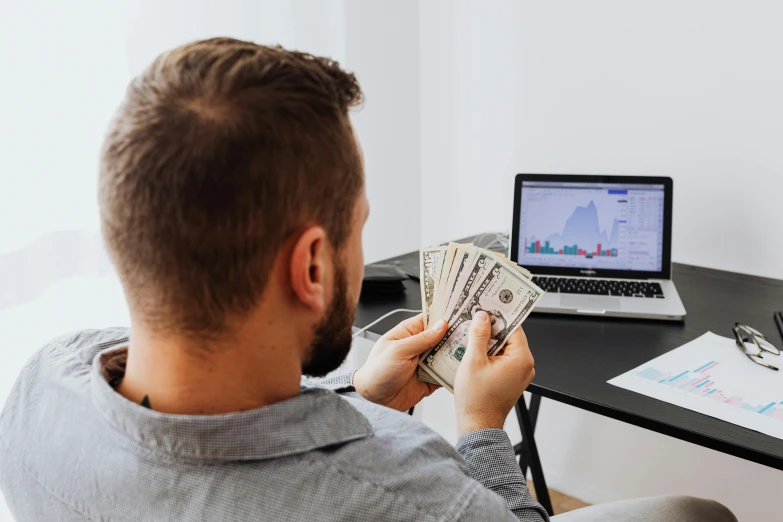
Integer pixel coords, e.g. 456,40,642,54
740,324,766,338
739,340,763,356
747,353,779,370
757,337,781,356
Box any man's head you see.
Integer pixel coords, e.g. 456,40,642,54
100,38,367,376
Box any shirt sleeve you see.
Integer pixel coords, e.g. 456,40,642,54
301,370,358,393
456,429,549,522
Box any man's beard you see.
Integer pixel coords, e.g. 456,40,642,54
301,266,355,377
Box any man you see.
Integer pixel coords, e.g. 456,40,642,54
0,38,735,522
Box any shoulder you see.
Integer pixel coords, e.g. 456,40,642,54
23,327,129,368
28,327,130,385
316,395,483,521
40,327,130,367
1,327,129,426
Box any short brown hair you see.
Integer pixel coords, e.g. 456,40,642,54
99,38,364,337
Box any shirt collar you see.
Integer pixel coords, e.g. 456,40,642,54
89,347,373,461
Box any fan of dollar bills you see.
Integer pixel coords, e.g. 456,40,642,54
416,243,545,393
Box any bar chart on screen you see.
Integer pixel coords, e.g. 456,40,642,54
522,200,625,260
609,332,783,439
517,182,665,271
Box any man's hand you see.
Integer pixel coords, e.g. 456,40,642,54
453,311,535,437
353,314,448,412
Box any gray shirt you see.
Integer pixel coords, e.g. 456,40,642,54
0,327,547,521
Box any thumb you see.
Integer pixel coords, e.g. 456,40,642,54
396,319,448,357
464,311,491,363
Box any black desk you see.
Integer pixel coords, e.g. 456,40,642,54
356,247,783,515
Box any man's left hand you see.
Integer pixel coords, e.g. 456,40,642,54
353,314,447,411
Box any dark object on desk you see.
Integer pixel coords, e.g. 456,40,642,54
775,311,783,343
361,263,408,297
355,238,783,516
401,270,419,281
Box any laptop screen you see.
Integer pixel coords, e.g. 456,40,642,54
517,181,665,273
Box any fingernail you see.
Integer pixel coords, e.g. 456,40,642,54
432,319,447,332
475,311,489,323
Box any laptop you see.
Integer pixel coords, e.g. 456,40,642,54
510,174,686,320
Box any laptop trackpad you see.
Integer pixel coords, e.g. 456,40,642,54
561,295,621,311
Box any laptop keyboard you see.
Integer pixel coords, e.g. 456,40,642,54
532,276,665,298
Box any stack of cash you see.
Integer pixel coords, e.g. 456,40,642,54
417,243,545,393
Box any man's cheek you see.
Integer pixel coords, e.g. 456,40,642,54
351,268,363,304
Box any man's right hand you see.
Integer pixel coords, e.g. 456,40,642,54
453,311,536,437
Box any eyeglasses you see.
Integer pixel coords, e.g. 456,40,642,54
731,323,780,371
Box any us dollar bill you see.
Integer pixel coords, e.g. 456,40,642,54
419,247,494,386
417,258,544,392
419,247,442,328
433,244,474,324
431,246,448,300
480,248,532,280
419,245,447,384
432,243,459,323
417,366,437,384
444,249,494,323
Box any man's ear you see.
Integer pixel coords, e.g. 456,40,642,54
289,226,329,313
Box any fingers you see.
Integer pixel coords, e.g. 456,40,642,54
500,326,532,360
464,311,491,363
382,314,425,340
418,381,441,401
499,327,535,380
501,326,527,351
394,318,448,357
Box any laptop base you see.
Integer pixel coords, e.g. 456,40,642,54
533,279,686,321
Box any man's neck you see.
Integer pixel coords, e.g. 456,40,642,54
116,321,304,415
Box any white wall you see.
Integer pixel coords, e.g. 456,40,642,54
420,0,522,246
515,0,783,280
345,0,423,263
420,0,783,280
417,1,783,520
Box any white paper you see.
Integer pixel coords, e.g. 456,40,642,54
608,332,783,440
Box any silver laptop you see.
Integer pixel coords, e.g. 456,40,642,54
510,174,686,321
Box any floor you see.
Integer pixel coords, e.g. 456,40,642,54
527,481,591,515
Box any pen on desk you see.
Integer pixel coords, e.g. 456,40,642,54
403,271,420,282
774,311,783,344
